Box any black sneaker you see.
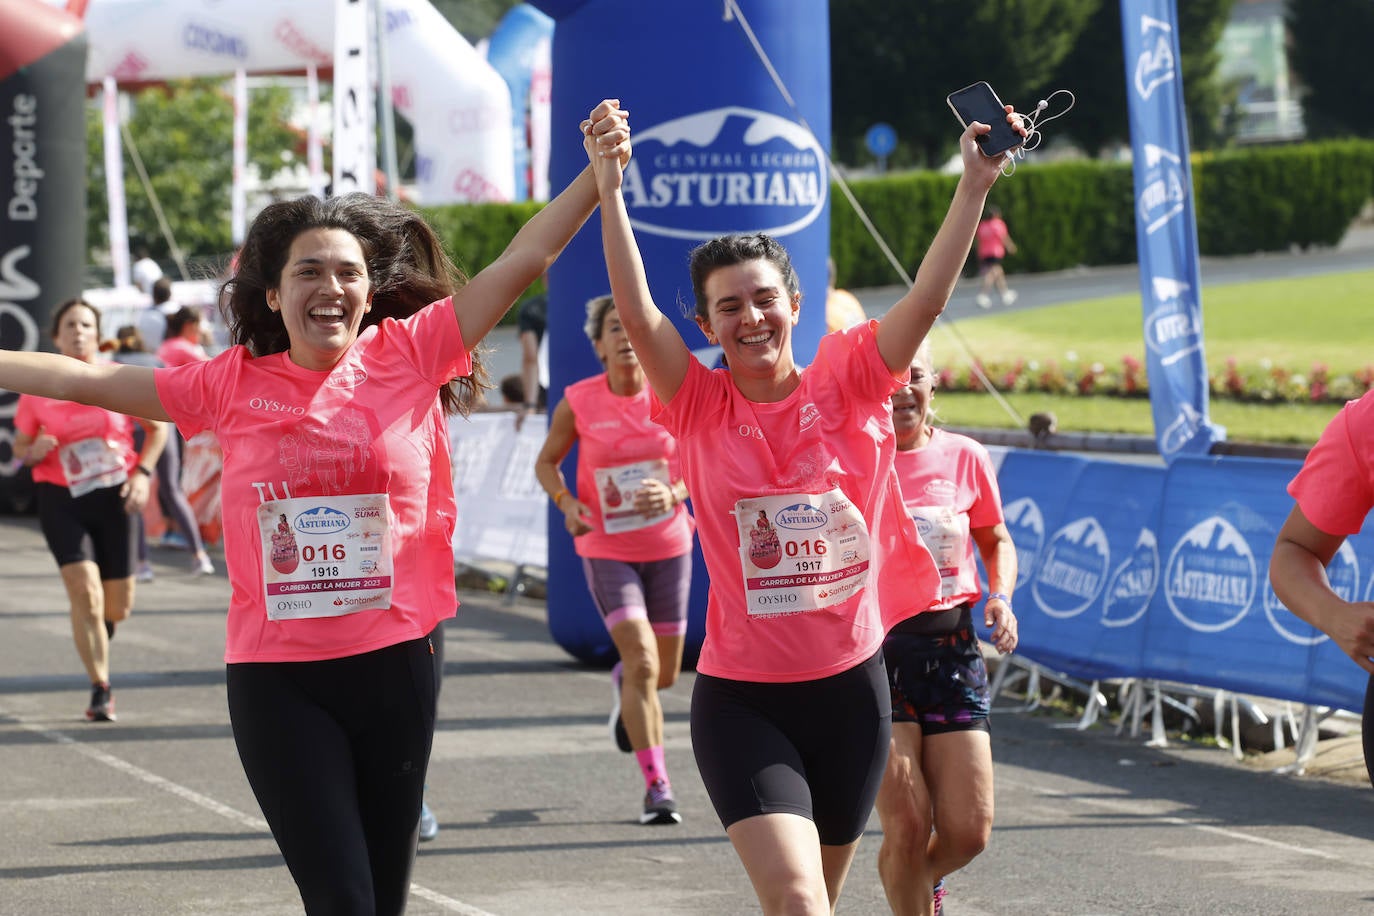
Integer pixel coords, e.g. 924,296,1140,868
640,778,681,825
609,662,632,753
104,620,116,641
86,682,116,722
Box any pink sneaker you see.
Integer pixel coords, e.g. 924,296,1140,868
933,879,948,916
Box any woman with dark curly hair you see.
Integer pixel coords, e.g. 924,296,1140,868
0,98,631,915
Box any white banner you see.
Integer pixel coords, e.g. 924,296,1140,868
231,69,247,244
448,411,547,569
332,0,374,196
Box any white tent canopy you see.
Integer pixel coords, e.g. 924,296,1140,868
81,0,514,205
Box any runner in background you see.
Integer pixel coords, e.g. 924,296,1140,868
876,342,1018,916
534,294,695,825
584,105,1021,913
974,205,1018,309
0,98,631,914
13,299,168,721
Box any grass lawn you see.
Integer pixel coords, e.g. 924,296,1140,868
931,268,1374,375
925,268,1371,445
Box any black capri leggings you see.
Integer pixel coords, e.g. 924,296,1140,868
690,650,891,846
227,635,438,915
1364,674,1374,789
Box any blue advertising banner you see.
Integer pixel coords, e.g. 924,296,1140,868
1118,0,1225,459
1001,450,1366,714
530,0,831,663
486,4,554,201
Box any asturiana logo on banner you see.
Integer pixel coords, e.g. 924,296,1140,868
1101,528,1159,628
1137,144,1186,235
623,107,827,240
1133,15,1176,101
1002,498,1045,589
1144,276,1202,368
1165,516,1255,633
1032,517,1110,619
294,506,351,535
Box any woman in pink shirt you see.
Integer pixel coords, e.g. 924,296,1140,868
875,344,1018,915
13,299,168,722
0,99,631,915
156,306,210,367
534,294,695,826
584,106,1020,913
1271,390,1374,788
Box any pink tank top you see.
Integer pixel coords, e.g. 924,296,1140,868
564,373,694,562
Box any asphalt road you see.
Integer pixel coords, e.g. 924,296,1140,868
2,514,1373,915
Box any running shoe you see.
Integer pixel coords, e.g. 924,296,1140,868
609,661,632,753
1001,289,1018,306
933,878,948,916
975,292,993,309
136,561,155,583
86,682,116,722
192,552,215,576
640,778,681,825
104,620,116,641
418,800,439,842
159,531,190,550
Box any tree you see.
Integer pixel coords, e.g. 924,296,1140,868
1286,0,1374,140
428,0,522,42
1050,0,1237,156
829,0,1097,168
86,79,302,265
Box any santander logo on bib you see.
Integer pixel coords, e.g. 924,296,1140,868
623,107,828,241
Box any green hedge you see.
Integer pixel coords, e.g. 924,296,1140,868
421,139,1374,301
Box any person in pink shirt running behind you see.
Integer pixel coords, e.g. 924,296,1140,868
13,298,168,722
583,103,1021,914
973,205,1018,309
535,294,695,826
156,306,211,368
0,98,632,916
875,343,1018,916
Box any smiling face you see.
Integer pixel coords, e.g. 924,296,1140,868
266,227,372,370
52,303,102,364
891,353,935,450
696,258,800,388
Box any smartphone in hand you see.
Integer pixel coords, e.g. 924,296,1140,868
947,81,1023,157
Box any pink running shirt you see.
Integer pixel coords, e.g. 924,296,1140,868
157,335,209,367
892,428,1004,613
654,321,939,683
155,300,469,663
14,395,138,488
1288,391,1374,536
563,373,695,562
975,217,1010,260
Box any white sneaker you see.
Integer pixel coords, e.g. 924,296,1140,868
1001,289,1018,305
137,562,155,583
193,553,214,576
975,293,993,309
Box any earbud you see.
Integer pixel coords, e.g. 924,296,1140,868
1036,100,1048,111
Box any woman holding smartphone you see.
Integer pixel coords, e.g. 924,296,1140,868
582,106,1020,913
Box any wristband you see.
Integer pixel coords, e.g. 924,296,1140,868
551,487,570,510
987,592,1011,608
135,464,153,477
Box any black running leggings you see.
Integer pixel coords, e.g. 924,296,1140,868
227,635,438,916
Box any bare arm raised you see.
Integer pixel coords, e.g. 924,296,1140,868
452,100,632,349
584,113,694,406
875,111,1023,374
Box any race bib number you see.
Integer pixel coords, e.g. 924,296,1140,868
258,494,393,621
60,437,128,498
595,458,673,535
736,490,870,616
909,504,969,599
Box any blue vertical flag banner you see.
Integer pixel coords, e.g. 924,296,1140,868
1119,0,1224,459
